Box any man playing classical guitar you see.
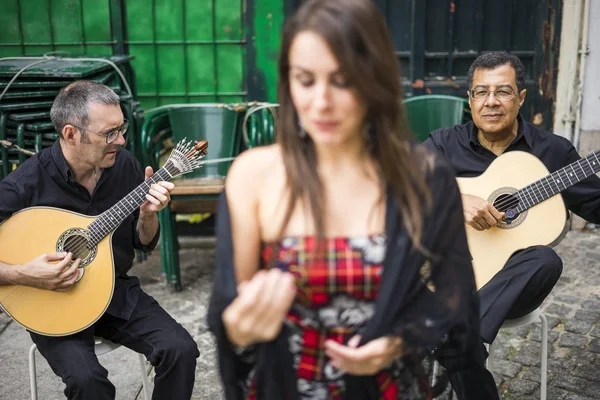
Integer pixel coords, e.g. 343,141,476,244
0,81,199,399
425,52,600,398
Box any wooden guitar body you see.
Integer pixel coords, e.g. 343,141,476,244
456,151,568,290
0,207,114,336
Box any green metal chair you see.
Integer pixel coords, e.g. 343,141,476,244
139,103,279,290
140,105,243,289
242,103,278,148
403,94,470,142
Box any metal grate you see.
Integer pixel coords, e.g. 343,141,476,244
125,0,247,109
0,0,248,109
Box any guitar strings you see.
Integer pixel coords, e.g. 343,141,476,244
64,142,203,266
71,154,191,260
86,167,174,244
489,157,598,212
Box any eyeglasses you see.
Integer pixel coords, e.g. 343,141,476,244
72,119,129,143
469,88,517,101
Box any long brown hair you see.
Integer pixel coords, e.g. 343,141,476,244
277,0,432,246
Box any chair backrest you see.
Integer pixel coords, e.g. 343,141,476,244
242,104,278,149
403,95,468,142
167,105,241,180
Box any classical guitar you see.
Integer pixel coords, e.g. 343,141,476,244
456,149,600,290
0,139,208,336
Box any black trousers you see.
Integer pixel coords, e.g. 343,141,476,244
435,245,563,400
30,289,200,400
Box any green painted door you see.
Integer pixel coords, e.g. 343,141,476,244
0,0,257,109
126,0,246,109
0,0,114,57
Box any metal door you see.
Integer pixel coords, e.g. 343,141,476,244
284,0,562,130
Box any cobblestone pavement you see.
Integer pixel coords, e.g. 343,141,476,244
489,230,600,400
1,231,599,399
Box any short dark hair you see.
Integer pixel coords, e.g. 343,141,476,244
50,80,120,138
467,52,525,92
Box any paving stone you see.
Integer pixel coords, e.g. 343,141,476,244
586,337,600,353
565,310,600,334
489,359,523,377
531,386,571,400
530,325,559,343
544,303,574,318
505,397,538,400
581,298,600,310
553,374,600,398
507,378,537,395
559,332,589,348
547,354,579,374
554,294,583,304
509,341,546,366
0,312,11,333
509,325,532,338
520,366,560,386
545,316,562,330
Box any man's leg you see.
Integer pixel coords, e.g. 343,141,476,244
438,245,562,399
479,246,562,343
434,291,500,400
95,289,199,400
30,328,116,400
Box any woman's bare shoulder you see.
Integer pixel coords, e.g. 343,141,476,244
225,144,284,195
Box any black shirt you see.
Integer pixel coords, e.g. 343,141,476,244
0,141,159,320
423,115,600,224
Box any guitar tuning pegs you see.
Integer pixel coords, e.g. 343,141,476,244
194,140,208,156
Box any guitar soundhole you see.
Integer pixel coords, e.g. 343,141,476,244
56,228,97,268
489,188,527,229
64,235,92,261
493,194,520,223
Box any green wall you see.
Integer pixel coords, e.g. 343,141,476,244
0,0,284,108
251,0,283,103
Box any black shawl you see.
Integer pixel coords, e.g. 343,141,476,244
207,155,477,399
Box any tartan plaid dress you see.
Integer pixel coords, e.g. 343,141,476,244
244,235,432,400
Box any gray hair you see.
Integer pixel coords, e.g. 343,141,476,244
467,52,526,92
50,80,120,138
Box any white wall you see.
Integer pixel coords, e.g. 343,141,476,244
580,0,600,132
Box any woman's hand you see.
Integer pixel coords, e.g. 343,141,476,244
222,268,297,347
324,335,404,375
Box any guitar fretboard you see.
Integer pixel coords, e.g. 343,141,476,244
87,162,177,244
510,150,600,213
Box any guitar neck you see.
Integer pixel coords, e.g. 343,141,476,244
87,166,173,244
515,150,600,213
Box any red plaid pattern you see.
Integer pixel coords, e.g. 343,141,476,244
245,236,427,399
264,236,382,308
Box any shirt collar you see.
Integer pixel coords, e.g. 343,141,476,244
469,113,532,148
50,140,74,182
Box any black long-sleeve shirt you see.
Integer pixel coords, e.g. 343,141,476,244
423,115,600,224
0,140,159,320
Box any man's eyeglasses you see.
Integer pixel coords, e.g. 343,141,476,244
469,88,517,101
73,120,129,143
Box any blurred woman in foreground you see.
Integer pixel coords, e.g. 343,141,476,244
208,0,477,398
